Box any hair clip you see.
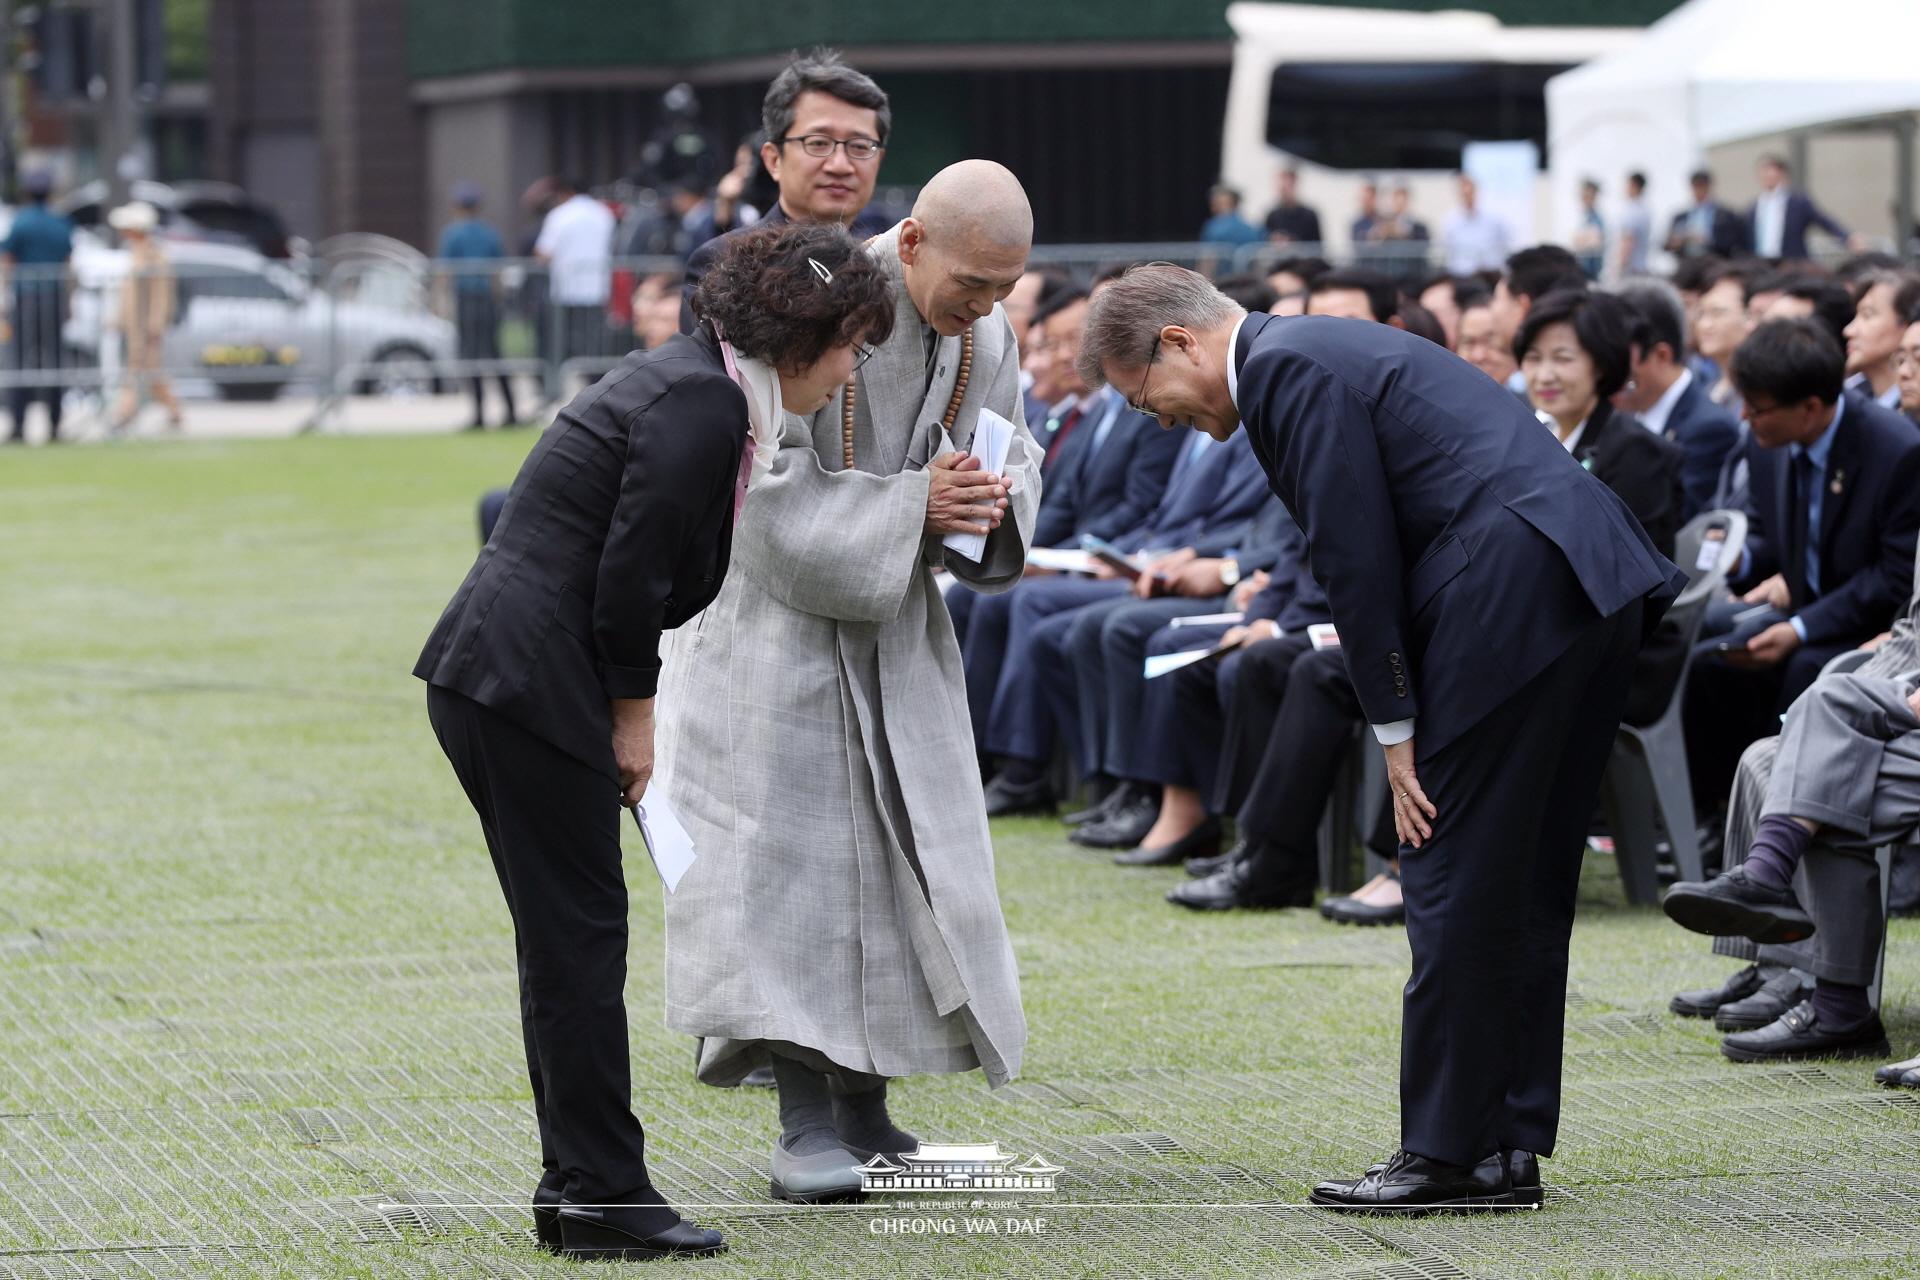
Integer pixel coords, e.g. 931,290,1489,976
807,256,834,284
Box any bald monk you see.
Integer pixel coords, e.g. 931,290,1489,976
657,161,1042,1204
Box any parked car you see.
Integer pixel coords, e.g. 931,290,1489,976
58,179,301,260
65,240,456,401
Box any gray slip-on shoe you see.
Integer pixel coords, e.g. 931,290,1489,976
770,1139,867,1204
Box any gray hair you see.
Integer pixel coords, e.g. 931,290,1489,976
1077,264,1243,390
762,48,892,147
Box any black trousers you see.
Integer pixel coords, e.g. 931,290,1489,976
9,288,64,440
1211,632,1315,819
1397,600,1640,1166
455,291,518,424
426,684,651,1203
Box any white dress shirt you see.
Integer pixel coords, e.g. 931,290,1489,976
1753,189,1788,259
535,194,616,305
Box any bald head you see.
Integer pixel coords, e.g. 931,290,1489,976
911,159,1033,250
898,160,1033,336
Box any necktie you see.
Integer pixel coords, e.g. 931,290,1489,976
1786,451,1813,606
1044,405,1085,467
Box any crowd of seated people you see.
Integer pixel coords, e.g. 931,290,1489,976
951,232,1920,1091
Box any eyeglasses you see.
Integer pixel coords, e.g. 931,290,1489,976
779,134,884,161
853,343,877,371
1127,334,1163,417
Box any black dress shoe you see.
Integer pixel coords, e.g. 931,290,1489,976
1167,854,1314,909
984,773,1054,818
1309,1148,1512,1214
557,1202,726,1261
1661,866,1815,945
1185,839,1245,878
1069,796,1159,849
1668,963,1768,1018
1504,1149,1543,1208
1322,872,1404,927
532,1169,564,1253
1063,781,1130,827
1114,818,1220,867
1721,1001,1891,1063
1714,967,1813,1032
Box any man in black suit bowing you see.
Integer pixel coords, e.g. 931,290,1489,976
1079,265,1684,1212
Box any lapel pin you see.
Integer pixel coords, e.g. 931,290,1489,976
1831,469,1845,496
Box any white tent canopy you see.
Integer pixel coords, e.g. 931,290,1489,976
1545,0,1920,246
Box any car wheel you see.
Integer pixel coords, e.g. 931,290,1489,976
359,344,437,396
216,379,287,402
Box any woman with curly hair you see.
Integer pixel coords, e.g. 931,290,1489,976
414,222,892,1262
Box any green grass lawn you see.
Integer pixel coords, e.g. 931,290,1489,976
3,432,1918,1279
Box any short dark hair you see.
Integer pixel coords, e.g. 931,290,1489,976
762,48,891,146
692,223,894,370
1854,269,1920,320
1310,267,1398,323
1269,255,1331,285
1614,279,1688,361
1671,254,1725,294
1215,272,1280,314
1210,184,1242,206
1504,244,1583,303
1759,153,1790,175
1627,171,1646,190
1689,169,1713,186
1781,277,1855,347
1730,319,1845,408
1512,288,1635,400
1033,284,1090,329
1396,300,1447,348
1698,261,1758,301
1452,280,1493,311
1837,251,1905,285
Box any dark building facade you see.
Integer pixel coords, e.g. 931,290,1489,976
204,0,1685,249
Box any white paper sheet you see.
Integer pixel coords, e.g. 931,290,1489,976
1143,643,1231,680
1026,547,1098,574
1307,623,1341,651
632,792,697,893
1169,611,1246,628
941,408,1017,564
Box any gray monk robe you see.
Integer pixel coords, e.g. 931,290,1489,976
658,224,1041,1089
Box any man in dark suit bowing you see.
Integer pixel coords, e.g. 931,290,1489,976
1078,265,1684,1213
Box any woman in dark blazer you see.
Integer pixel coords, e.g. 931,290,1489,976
415,223,892,1262
1517,288,1687,726
1516,288,1684,555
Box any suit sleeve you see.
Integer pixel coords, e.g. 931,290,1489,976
1081,418,1181,542
1677,410,1740,518
678,236,718,334
1737,441,1778,589
1796,445,1920,645
1806,197,1850,241
593,373,746,699
1032,457,1078,548
1247,349,1413,729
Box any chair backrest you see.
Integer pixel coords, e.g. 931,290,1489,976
1673,508,1748,609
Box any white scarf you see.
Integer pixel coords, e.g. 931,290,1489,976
716,335,780,493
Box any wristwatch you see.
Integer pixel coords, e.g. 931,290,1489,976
1218,559,1241,589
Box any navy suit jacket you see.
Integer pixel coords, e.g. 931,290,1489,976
1666,203,1749,258
1114,431,1270,558
1234,312,1683,756
1736,390,1920,647
1660,374,1743,519
1033,388,1182,547
1746,191,1849,260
